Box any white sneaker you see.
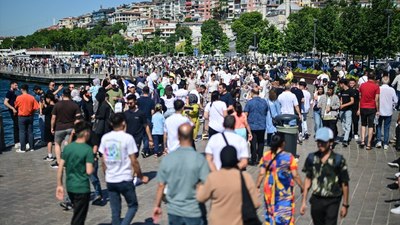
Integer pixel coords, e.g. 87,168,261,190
354,135,359,141
15,149,26,153
376,142,382,148
395,172,400,178
14,143,20,149
391,205,400,214
384,145,389,150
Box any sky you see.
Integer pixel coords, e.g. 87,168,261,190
0,0,145,37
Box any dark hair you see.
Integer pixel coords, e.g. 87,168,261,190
219,83,227,90
74,121,90,138
126,94,136,101
210,91,220,106
339,79,348,86
33,85,42,92
96,87,106,102
63,89,71,98
45,93,57,103
142,86,150,94
165,85,173,98
299,81,307,87
269,89,277,101
368,71,376,80
251,88,259,95
270,133,285,154
10,81,17,86
110,113,125,128
234,102,243,117
20,84,28,91
348,78,356,83
200,84,206,90
174,99,185,111
223,115,236,130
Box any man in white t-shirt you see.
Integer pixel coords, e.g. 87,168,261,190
164,99,192,153
278,84,302,119
259,73,270,99
207,74,219,93
98,113,148,225
299,81,311,138
205,116,249,171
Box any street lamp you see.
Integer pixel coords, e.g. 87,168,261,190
385,9,393,62
312,19,317,67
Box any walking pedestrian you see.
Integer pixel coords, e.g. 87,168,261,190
318,83,340,139
313,86,324,134
204,91,227,138
256,133,303,225
14,84,39,152
300,127,350,225
3,81,19,149
42,93,56,161
338,79,355,147
56,121,94,225
99,113,149,225
151,104,165,157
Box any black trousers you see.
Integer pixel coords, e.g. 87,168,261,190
322,120,337,139
9,111,19,144
351,110,359,136
396,125,400,150
310,195,341,225
68,192,90,225
250,130,265,164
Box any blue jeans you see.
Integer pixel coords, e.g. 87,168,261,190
107,181,138,225
90,159,102,198
340,110,352,142
18,116,34,150
376,115,392,145
313,110,323,133
168,214,204,225
142,119,151,154
152,134,163,155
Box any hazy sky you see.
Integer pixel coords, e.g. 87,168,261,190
0,0,145,37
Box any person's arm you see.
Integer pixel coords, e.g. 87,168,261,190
56,159,65,201
53,85,63,95
295,105,302,120
340,96,354,110
256,167,266,188
204,111,209,119
3,98,17,114
238,158,248,170
145,124,154,148
196,177,212,203
300,177,312,215
129,154,144,179
51,115,56,134
222,110,228,117
206,154,217,172
340,183,349,218
244,115,253,141
291,169,303,192
86,161,94,175
152,183,165,224
375,94,380,115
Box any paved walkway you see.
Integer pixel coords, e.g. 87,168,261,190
1,115,400,225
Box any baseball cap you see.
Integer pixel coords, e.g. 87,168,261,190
315,127,334,142
110,79,118,86
127,83,135,88
300,78,306,82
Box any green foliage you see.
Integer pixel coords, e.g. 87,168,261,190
201,19,228,54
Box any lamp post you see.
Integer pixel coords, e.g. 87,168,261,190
385,9,392,62
312,19,317,68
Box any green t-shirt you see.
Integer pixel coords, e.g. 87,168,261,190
62,142,94,194
107,88,123,107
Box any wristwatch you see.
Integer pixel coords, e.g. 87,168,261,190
342,204,350,208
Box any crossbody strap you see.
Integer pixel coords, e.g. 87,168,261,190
266,151,282,172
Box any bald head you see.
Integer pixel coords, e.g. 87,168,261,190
178,123,193,144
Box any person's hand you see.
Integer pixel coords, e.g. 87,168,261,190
57,85,63,91
51,129,55,135
357,110,360,116
141,176,149,184
300,202,307,215
376,111,380,116
149,140,154,149
340,205,348,218
56,185,64,201
12,108,17,115
152,206,162,224
164,147,168,154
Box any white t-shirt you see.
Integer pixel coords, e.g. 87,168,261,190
174,89,188,101
171,83,179,93
205,100,227,132
98,130,138,183
187,78,197,92
164,113,192,152
278,91,298,115
259,79,269,98
358,75,368,86
162,96,176,110
302,89,311,113
146,76,155,92
208,80,219,93
205,131,249,170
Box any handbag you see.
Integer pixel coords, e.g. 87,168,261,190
240,171,262,225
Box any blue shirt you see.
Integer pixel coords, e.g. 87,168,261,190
151,112,165,135
244,96,269,130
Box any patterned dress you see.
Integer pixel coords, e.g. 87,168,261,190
259,150,297,225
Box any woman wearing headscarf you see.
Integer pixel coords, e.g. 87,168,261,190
256,133,303,225
197,146,260,225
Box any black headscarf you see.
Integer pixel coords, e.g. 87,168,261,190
220,146,238,169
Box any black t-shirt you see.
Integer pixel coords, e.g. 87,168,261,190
339,89,355,111
137,96,155,121
331,70,339,81
220,92,234,107
124,109,148,140
5,90,17,108
52,100,81,131
275,87,285,97
350,87,359,111
291,87,304,108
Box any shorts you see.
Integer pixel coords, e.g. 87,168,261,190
360,108,376,128
54,128,73,145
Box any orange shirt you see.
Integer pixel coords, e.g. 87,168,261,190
15,93,39,116
233,112,247,129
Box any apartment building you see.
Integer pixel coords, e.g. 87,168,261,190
58,17,78,29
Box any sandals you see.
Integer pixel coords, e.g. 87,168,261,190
366,146,372,150
359,142,365,148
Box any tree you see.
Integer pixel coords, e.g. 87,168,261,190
201,19,228,54
184,36,194,55
258,25,284,54
315,5,342,54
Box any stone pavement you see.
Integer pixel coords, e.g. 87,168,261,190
1,115,400,225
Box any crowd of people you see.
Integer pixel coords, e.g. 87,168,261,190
3,56,400,224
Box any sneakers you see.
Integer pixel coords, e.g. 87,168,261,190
384,145,389,150
387,182,399,190
14,143,21,149
390,138,397,144
354,135,359,141
342,142,348,147
395,172,400,178
59,201,73,210
92,195,103,205
388,159,400,168
376,142,382,148
43,156,55,161
51,162,59,169
15,149,26,153
391,205,400,214
133,176,143,186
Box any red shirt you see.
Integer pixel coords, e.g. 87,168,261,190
359,80,380,109
15,93,39,116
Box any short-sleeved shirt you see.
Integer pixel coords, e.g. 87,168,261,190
52,100,81,131
62,142,94,193
152,112,165,135
220,92,234,107
124,109,148,141
291,87,304,114
14,93,39,116
98,130,138,183
156,146,210,218
302,151,350,197
359,80,380,109
244,96,268,131
164,113,192,152
5,90,17,108
205,131,249,170
278,91,298,115
205,101,227,132
107,88,123,107
137,96,155,121
339,88,355,111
